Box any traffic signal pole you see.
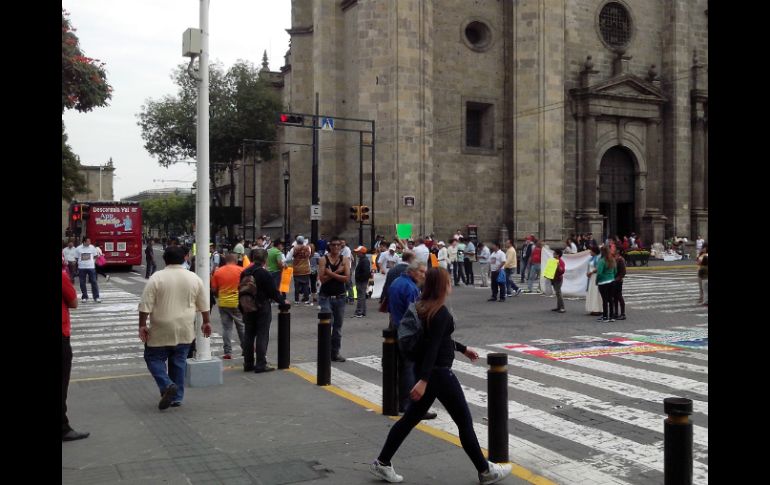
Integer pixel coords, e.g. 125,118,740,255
311,93,319,245
359,131,364,246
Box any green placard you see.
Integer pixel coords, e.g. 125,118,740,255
396,224,412,240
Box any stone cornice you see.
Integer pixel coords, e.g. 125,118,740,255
286,26,313,36
570,73,667,105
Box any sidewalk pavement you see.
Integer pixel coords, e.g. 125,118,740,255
62,365,533,485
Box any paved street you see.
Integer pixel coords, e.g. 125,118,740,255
65,253,707,484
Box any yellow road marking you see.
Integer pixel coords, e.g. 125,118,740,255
285,366,556,485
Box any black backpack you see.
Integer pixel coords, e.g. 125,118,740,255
238,268,263,314
397,302,424,360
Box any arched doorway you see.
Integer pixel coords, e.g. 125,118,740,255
599,146,635,239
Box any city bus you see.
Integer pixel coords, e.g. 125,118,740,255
68,201,143,268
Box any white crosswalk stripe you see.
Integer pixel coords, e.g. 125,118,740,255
297,327,708,485
69,287,222,373
622,272,706,317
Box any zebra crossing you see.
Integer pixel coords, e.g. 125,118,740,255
70,287,223,376
297,325,708,485
623,271,707,317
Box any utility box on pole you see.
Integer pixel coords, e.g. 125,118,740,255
182,28,202,57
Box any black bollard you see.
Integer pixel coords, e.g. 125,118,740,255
664,397,693,485
277,303,291,369
487,353,509,463
382,329,399,416
317,312,332,386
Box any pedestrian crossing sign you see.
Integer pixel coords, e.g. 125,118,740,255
321,117,334,131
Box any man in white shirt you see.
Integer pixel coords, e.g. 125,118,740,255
378,244,401,274
488,243,507,302
477,242,491,287
62,241,79,283
340,239,354,302
436,241,449,270
413,238,430,266
138,245,211,410
75,237,101,302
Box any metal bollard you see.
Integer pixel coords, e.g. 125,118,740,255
382,329,399,416
664,397,693,485
487,353,509,463
317,312,332,386
277,303,291,369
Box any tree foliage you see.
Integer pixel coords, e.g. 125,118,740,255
141,194,195,236
137,60,281,203
62,9,112,200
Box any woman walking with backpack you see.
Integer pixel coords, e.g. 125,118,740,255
370,268,512,484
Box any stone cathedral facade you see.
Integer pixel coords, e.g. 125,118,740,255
258,0,707,246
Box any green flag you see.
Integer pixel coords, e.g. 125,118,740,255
396,223,412,240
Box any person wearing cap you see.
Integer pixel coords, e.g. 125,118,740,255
353,246,371,318
290,236,312,305
233,239,245,266
436,241,449,270
378,243,401,274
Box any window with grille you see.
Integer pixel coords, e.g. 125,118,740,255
599,2,631,48
465,102,493,150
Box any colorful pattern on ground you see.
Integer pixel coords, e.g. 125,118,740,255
492,338,680,360
619,329,708,349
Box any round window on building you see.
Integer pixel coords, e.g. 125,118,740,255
598,2,632,50
463,21,492,51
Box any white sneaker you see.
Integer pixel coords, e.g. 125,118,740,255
370,460,403,483
106,275,111,282
479,461,512,485
95,298,102,303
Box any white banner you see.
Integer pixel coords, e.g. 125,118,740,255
371,272,386,300
541,248,592,297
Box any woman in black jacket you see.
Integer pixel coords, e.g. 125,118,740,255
369,268,512,485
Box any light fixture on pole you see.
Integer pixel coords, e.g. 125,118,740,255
283,170,290,246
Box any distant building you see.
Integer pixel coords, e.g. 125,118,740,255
61,159,116,238
122,187,193,202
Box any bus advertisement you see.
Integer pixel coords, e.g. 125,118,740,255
69,201,143,268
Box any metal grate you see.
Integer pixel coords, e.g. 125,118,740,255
599,3,631,48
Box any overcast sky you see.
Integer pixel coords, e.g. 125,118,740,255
62,0,292,200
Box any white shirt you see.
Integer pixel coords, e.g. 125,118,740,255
413,244,430,265
489,249,506,272
378,251,400,272
478,246,491,263
63,247,78,262
437,247,449,269
341,246,352,267
75,244,99,269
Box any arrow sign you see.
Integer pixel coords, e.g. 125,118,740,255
321,117,334,131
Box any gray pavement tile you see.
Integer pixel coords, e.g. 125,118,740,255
62,465,121,485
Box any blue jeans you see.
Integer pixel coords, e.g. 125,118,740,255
78,268,99,300
504,268,520,294
319,294,346,356
144,343,191,403
527,263,541,292
397,353,416,413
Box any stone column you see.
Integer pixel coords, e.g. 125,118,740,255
641,118,666,246
691,102,708,240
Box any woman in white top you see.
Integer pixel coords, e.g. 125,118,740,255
584,245,602,315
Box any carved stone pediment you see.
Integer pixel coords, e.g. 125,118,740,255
573,74,667,104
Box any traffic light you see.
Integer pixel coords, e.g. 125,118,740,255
349,205,361,222
71,204,81,221
278,113,304,126
360,205,370,221
81,204,91,220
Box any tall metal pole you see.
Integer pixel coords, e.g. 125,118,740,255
194,0,211,361
371,120,376,247
359,131,363,246
311,93,319,244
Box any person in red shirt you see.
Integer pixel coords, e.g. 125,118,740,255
550,248,567,313
62,270,89,441
527,240,543,293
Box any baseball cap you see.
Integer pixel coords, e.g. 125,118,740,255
354,245,367,254
389,243,397,251
438,241,445,246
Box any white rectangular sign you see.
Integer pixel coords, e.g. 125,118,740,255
310,204,322,220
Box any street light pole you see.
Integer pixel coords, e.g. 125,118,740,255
283,170,290,245
194,0,211,361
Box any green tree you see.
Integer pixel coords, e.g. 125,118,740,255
62,9,112,199
137,60,280,236
141,194,195,237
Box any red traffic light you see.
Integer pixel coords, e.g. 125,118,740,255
279,113,304,125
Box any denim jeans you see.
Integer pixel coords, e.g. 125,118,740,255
218,306,245,355
319,294,346,356
527,263,541,292
397,352,416,413
293,275,311,302
491,270,505,300
452,261,465,285
504,268,520,294
378,367,487,473
144,343,191,403
78,268,99,300
520,260,529,282
145,259,157,278
62,336,73,433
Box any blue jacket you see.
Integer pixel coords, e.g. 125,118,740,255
388,273,420,328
